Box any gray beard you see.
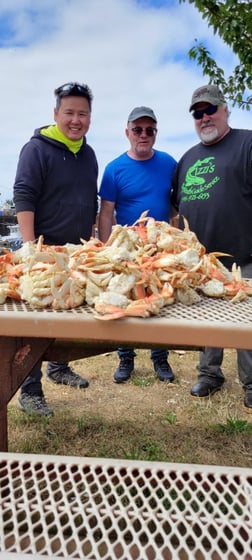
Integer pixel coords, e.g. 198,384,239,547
199,126,219,144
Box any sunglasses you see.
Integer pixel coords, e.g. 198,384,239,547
54,82,92,98
131,126,157,137
192,105,218,120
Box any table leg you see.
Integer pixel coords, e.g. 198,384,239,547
0,337,54,452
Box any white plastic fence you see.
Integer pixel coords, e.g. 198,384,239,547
0,453,252,560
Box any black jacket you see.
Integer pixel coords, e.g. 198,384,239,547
14,127,98,245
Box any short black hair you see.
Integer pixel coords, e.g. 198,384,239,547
54,82,93,110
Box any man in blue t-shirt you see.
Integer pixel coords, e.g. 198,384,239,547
98,106,177,384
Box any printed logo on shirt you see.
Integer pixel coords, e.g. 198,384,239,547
181,156,220,202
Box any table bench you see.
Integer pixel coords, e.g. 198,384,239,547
1,453,251,559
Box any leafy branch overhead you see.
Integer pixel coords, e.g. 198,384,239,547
180,0,252,109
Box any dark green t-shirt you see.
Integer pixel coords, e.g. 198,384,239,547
172,128,252,268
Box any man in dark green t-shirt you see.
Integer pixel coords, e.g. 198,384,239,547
172,84,252,411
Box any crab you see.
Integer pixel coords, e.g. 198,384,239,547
0,214,252,318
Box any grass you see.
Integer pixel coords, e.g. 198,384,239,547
7,349,252,466
165,412,177,424
213,414,252,433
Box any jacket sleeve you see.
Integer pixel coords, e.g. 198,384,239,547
13,140,47,213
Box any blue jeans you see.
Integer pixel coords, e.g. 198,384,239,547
117,347,168,362
21,361,70,395
197,262,252,391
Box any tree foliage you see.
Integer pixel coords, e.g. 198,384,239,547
180,0,252,109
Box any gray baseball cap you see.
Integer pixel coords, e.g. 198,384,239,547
127,106,157,122
189,84,226,111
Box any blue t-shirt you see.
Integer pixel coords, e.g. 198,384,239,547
99,150,177,225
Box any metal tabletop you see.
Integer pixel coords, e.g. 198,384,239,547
1,296,252,348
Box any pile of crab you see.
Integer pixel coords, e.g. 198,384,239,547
0,212,252,320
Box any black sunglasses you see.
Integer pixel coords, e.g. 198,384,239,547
192,105,218,120
131,126,157,137
54,82,93,99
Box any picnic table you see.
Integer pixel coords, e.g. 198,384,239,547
1,296,252,451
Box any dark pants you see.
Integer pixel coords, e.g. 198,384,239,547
197,262,252,391
21,361,69,396
117,347,168,362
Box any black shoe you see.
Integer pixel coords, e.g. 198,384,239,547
114,358,134,383
153,360,175,382
47,368,89,388
191,380,223,398
244,390,252,412
18,394,54,417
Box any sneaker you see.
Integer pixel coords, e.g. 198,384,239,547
114,358,134,383
153,360,175,382
244,390,252,413
47,368,89,388
18,394,54,417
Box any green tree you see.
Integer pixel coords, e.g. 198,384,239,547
180,0,252,109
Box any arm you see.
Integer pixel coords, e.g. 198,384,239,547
13,139,45,243
98,199,116,243
169,205,179,228
16,211,35,242
170,163,180,227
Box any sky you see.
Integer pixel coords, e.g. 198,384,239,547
0,0,251,204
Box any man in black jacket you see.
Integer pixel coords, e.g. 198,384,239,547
13,82,98,416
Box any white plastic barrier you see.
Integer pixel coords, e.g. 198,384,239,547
0,453,252,559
